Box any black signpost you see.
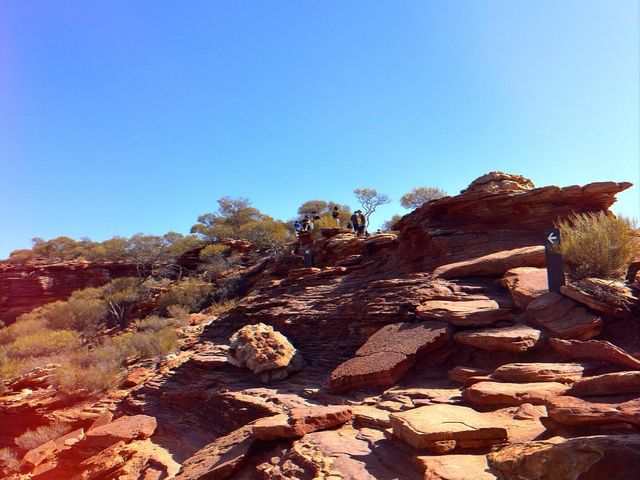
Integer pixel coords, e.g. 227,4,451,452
304,248,313,268
545,228,565,293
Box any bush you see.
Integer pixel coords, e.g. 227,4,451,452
9,329,81,359
0,447,20,474
53,359,123,395
156,278,213,314
557,212,637,280
14,423,72,450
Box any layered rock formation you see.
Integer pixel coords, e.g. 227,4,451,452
1,172,638,480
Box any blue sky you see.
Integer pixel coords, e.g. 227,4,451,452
1,1,638,258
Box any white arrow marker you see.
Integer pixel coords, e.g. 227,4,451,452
547,232,558,244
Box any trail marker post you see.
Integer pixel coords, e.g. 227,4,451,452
545,228,565,293
304,248,313,268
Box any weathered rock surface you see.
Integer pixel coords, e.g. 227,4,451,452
390,405,508,452
567,371,640,397
418,454,496,480
463,381,569,406
329,321,450,392
549,337,640,370
227,323,303,382
491,363,584,383
252,405,353,440
416,299,513,326
84,415,157,449
501,267,548,308
454,325,542,352
488,435,640,480
526,292,603,340
547,396,640,427
561,281,637,319
433,246,546,279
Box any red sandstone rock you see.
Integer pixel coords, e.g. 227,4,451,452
23,440,57,467
416,299,513,326
419,454,496,480
561,282,636,319
501,267,548,308
122,367,150,388
448,366,493,384
176,426,255,480
453,324,542,352
491,363,584,383
462,381,569,406
567,371,640,397
329,352,414,393
433,246,546,279
252,405,353,440
84,415,157,449
355,321,450,357
549,337,640,370
526,292,603,340
488,434,640,480
390,404,508,452
547,396,640,427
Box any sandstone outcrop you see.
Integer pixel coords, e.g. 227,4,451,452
252,405,353,440
491,363,584,383
567,371,640,397
390,404,508,452
416,299,513,326
526,292,603,340
433,246,546,279
501,267,548,308
453,324,542,352
463,381,569,406
488,435,640,480
329,321,450,392
547,396,640,427
549,338,640,370
227,323,303,382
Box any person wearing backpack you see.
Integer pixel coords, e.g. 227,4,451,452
356,210,366,237
350,212,359,233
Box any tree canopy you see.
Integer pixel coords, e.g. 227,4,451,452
400,186,447,210
353,188,391,227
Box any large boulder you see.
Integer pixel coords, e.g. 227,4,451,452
501,267,548,308
488,435,640,480
227,323,303,382
390,404,508,452
547,396,640,427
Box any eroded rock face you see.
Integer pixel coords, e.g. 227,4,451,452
549,338,640,370
491,363,584,383
433,247,546,279
227,323,303,382
547,396,640,427
390,404,508,452
416,299,513,326
488,435,640,480
84,415,157,449
501,267,548,308
526,292,603,340
567,371,640,397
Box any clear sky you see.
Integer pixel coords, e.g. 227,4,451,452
1,1,638,259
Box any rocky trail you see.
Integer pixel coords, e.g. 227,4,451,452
2,172,640,479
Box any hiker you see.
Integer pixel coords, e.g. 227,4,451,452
301,215,311,231
293,219,302,232
356,210,366,237
350,212,359,233
332,206,341,226
310,211,320,230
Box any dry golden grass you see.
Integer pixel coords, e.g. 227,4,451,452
557,212,637,280
14,423,71,450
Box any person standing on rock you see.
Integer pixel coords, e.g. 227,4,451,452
356,210,366,237
301,215,311,231
332,206,341,226
350,211,359,233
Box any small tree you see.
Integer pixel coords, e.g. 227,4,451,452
400,187,447,210
191,197,265,242
353,188,391,228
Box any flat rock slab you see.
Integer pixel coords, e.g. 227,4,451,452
526,292,603,340
433,246,546,279
454,325,542,352
176,426,254,480
352,405,392,428
390,404,508,452
356,321,450,357
252,405,353,440
329,352,413,393
561,283,634,319
416,299,512,326
488,435,640,480
549,337,640,370
491,363,584,383
547,396,640,427
329,321,450,393
462,381,569,406
85,415,157,449
568,371,640,397
448,366,493,384
501,267,548,308
418,454,496,480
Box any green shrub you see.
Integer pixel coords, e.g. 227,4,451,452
166,305,190,323
9,329,81,359
557,212,637,280
156,278,213,314
53,359,123,395
14,422,72,450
